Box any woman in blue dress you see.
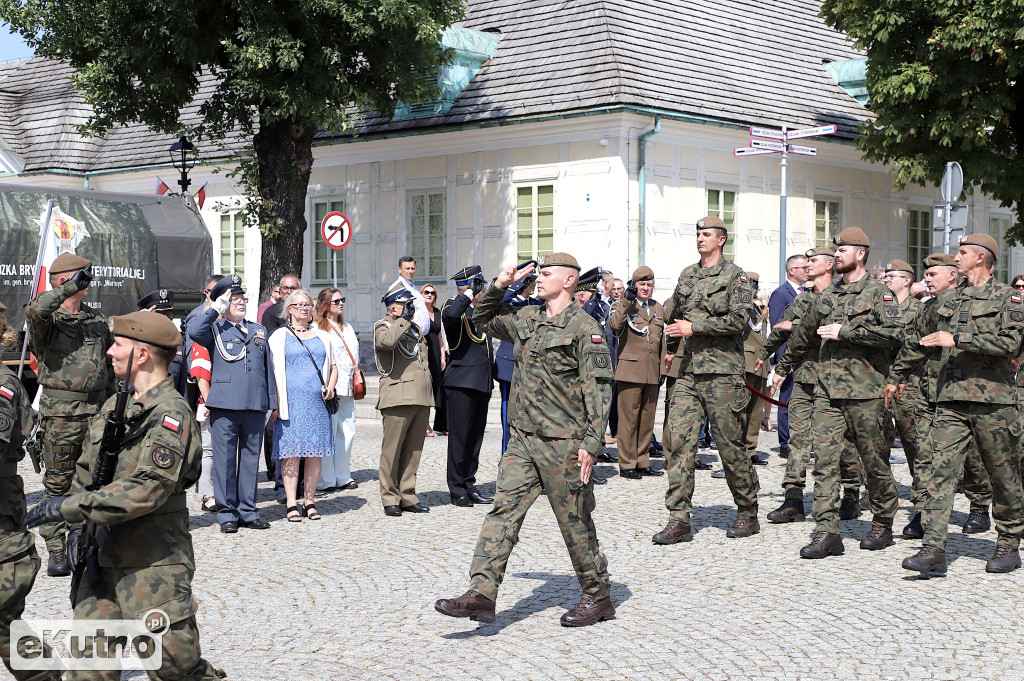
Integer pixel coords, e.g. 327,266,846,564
268,289,338,522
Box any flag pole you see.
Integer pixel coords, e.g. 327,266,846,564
19,199,55,379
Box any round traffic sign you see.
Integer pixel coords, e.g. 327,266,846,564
321,212,352,251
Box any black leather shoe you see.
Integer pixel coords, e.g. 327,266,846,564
963,508,991,534
451,495,473,507
560,596,615,627
401,503,430,513
596,448,618,463
468,492,493,505
384,505,403,517
240,517,271,530
750,455,768,466
902,513,923,539
637,467,664,477
648,446,664,458
860,522,894,551
839,495,861,520
800,531,844,559
986,545,1022,573
902,545,947,576
694,459,713,471
778,448,790,459
767,497,805,523
619,469,642,479
47,549,70,577
219,521,239,534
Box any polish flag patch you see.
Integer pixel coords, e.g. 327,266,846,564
0,386,13,400
161,416,181,433
882,294,894,302
591,334,603,343
1013,295,1022,304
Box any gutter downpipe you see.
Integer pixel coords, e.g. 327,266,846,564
637,116,661,267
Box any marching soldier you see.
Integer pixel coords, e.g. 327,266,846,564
374,285,433,517
441,266,495,507
741,272,770,467
26,253,114,576
890,235,1024,575
772,227,903,559
654,216,759,544
25,310,225,680
435,254,615,627
608,266,665,479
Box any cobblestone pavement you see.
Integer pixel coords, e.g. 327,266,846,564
18,393,1024,681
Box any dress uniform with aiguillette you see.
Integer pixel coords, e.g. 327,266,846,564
186,275,274,531
441,266,495,506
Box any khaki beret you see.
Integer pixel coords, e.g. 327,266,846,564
923,252,957,268
696,216,727,232
632,266,654,282
885,259,915,275
832,227,871,247
540,252,581,271
805,246,836,258
108,311,183,349
50,253,91,275
960,233,999,261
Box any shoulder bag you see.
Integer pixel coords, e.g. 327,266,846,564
335,325,366,400
287,327,339,415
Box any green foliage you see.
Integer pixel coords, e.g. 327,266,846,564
820,0,1024,244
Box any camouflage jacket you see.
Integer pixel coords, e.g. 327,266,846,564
0,364,34,562
780,274,903,400
763,291,818,385
890,278,1024,405
664,259,752,376
62,376,202,569
26,279,115,417
475,284,613,455
894,295,923,391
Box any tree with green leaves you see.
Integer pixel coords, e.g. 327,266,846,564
1,0,465,294
820,0,1024,243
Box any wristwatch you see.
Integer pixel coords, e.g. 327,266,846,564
953,333,960,346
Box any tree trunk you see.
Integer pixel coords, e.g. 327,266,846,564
253,115,317,301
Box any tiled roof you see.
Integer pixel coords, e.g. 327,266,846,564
0,0,867,173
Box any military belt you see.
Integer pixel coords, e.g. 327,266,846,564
42,443,82,456
44,388,104,402
150,493,188,516
0,460,18,476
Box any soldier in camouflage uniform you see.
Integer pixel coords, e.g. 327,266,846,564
653,216,759,545
25,311,225,680
881,260,923,480
772,227,903,559
25,253,114,576
435,253,615,627
760,247,862,523
891,235,1024,576
0,302,61,681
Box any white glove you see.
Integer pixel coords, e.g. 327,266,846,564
212,291,231,315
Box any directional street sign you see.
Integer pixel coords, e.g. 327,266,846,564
786,124,838,140
750,139,786,152
734,147,777,156
750,126,786,140
934,204,969,230
787,144,818,156
320,211,352,251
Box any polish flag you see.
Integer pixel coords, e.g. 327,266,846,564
194,182,208,209
155,176,170,195
30,205,59,298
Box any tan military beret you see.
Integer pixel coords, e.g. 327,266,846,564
745,271,760,286
697,216,727,232
885,259,915,274
961,233,999,261
632,266,654,281
923,252,957,268
832,227,870,247
540,252,581,271
108,311,183,349
805,246,835,258
50,253,91,275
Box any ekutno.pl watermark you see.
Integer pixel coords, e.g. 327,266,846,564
11,609,170,672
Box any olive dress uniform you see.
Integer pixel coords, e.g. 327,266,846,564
26,272,115,561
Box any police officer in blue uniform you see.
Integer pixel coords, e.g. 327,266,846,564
494,273,539,454
187,274,275,533
441,266,495,507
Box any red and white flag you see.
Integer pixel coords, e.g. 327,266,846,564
30,204,59,299
155,176,170,195
194,182,208,209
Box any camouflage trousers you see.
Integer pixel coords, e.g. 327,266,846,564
661,376,677,454
39,415,91,551
781,381,861,500
810,396,898,534
469,426,610,601
67,564,225,681
890,384,922,479
665,373,758,521
1,547,56,681
919,402,1024,551
743,373,766,458
913,399,992,513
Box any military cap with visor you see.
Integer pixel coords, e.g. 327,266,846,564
575,267,601,293
923,252,957,268
960,233,999,260
382,283,415,306
450,264,484,286
50,253,91,275
832,227,871,247
108,310,183,350
137,289,174,313
208,274,245,301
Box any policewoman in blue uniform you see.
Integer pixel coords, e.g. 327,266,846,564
187,275,275,533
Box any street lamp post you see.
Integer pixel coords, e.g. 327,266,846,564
169,137,196,194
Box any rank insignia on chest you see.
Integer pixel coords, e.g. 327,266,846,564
591,334,603,344
882,294,894,302
226,343,234,350
161,416,181,433
152,447,175,469
0,386,12,400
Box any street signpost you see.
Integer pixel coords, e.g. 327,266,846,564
735,123,837,285
320,211,352,289
939,162,965,253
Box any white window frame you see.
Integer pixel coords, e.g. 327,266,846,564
218,211,245,278
814,198,842,248
407,189,447,280
515,183,556,262
907,207,932,278
705,186,737,261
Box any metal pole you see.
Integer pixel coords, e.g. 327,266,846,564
333,249,338,290
942,161,952,254
779,125,788,286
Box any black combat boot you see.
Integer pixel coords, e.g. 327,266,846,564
766,497,805,523
800,531,844,559
47,548,70,577
963,507,991,534
839,494,861,520
902,545,947,576
986,545,1022,574
902,512,923,539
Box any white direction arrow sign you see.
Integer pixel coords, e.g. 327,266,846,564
734,147,777,157
787,144,818,156
750,126,786,140
750,139,786,152
786,124,838,140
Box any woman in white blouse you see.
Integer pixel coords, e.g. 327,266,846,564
315,287,359,493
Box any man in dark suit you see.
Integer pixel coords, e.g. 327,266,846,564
767,254,808,458
441,265,495,507
494,273,539,455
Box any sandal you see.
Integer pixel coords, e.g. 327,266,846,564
201,496,216,513
286,505,302,523
302,504,322,521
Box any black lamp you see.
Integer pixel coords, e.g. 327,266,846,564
169,137,196,193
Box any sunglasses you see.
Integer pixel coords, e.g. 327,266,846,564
331,297,346,305
1014,284,1024,290
423,291,436,296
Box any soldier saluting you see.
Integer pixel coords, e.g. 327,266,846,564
435,253,615,627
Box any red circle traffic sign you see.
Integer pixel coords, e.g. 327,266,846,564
321,212,352,251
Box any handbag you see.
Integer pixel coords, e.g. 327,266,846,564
287,327,339,415
335,325,366,400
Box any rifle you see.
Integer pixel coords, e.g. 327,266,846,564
69,351,133,606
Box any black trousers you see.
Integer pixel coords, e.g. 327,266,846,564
445,386,490,497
